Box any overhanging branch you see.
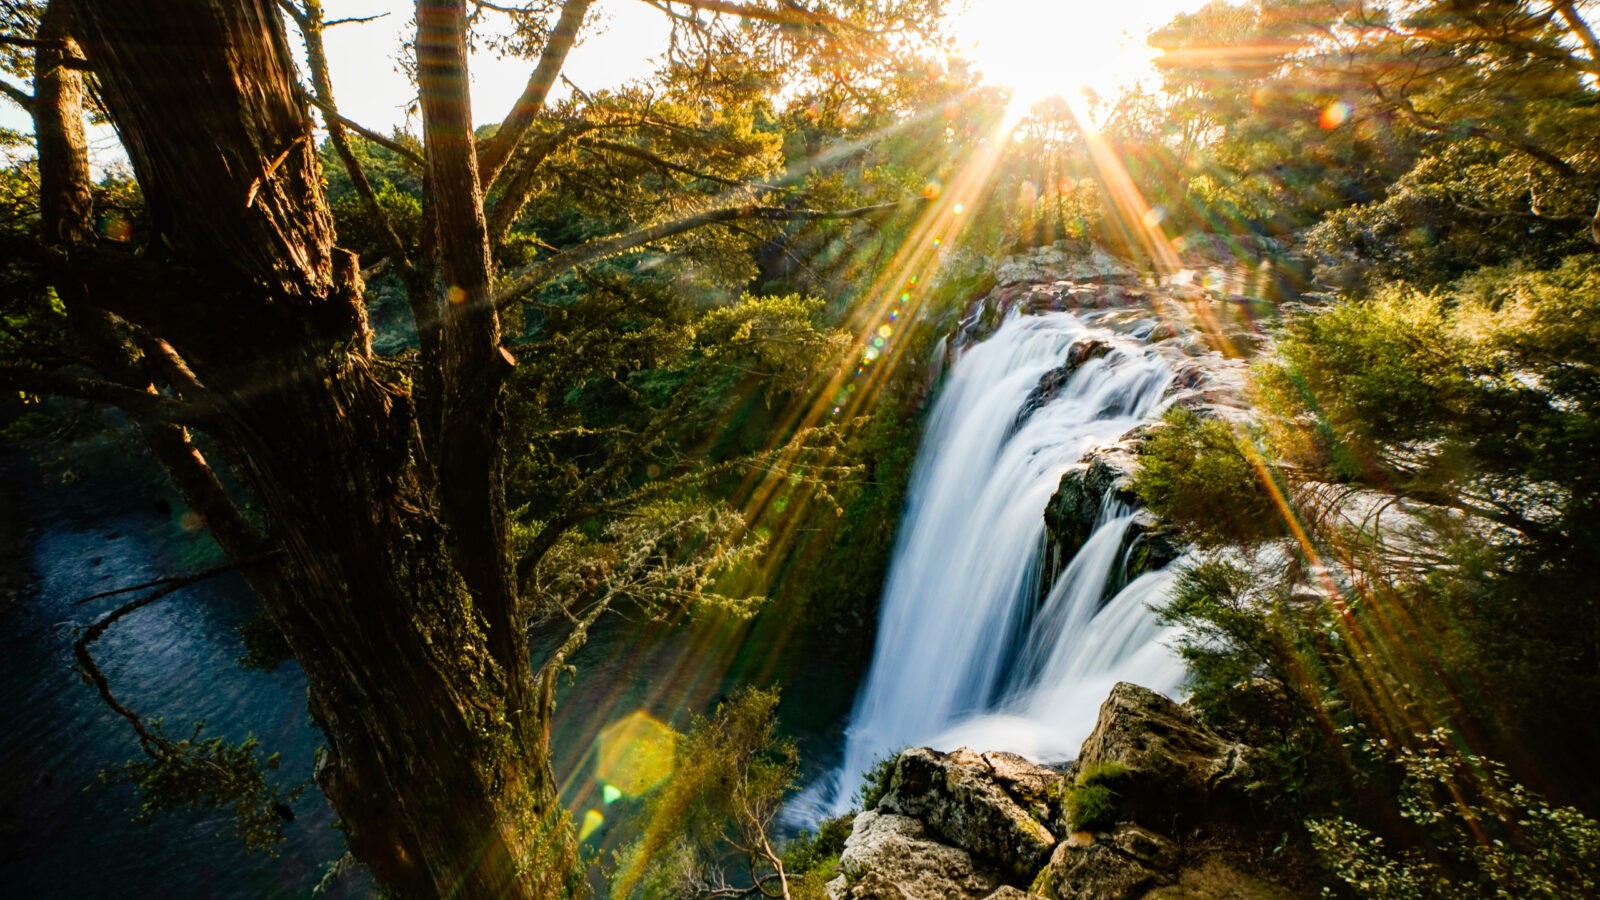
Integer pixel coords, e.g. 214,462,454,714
1,363,212,426
494,199,911,309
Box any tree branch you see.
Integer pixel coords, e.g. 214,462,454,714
297,90,424,166
416,0,521,635
640,0,863,31
1369,79,1585,184
477,0,593,191
495,199,910,309
0,363,211,425
74,579,194,755
578,137,778,189
72,554,280,755
73,556,278,605
1555,1,1600,66
0,76,32,112
486,121,597,243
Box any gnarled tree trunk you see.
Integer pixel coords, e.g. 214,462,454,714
52,1,576,895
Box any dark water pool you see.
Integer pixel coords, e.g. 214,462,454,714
0,438,860,897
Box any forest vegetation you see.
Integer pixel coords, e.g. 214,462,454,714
2,0,1599,897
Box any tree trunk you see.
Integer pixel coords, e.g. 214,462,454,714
61,1,577,895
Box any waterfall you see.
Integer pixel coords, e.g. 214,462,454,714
805,310,1189,817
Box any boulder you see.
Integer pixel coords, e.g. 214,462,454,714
826,810,1002,900
878,747,1060,885
1070,683,1257,829
1031,825,1177,900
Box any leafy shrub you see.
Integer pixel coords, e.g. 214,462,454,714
1132,406,1286,547
783,814,853,874
1309,733,1600,898
855,753,900,810
782,814,854,899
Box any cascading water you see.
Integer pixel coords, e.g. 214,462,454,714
804,310,1189,817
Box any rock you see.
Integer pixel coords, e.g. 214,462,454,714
1031,825,1176,900
1113,511,1184,590
1011,339,1114,434
995,242,1140,287
827,810,1002,900
979,751,1059,810
879,747,1059,885
1071,684,1257,829
1143,858,1300,899
984,887,1049,900
1041,446,1144,583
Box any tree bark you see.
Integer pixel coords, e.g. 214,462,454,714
62,1,575,895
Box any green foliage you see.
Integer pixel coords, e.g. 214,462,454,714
781,814,854,898
1256,264,1600,758
1065,761,1132,832
328,180,423,262
1159,559,1290,720
1132,406,1285,547
235,609,292,672
102,719,303,855
528,497,769,622
783,813,853,874
855,752,900,810
1308,733,1600,899
1256,288,1472,482
613,687,798,897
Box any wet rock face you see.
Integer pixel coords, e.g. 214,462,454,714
1040,449,1183,596
1011,338,1115,435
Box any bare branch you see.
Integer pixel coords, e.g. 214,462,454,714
0,75,31,112
1555,1,1600,65
478,0,594,190
74,579,195,754
72,553,280,754
324,13,389,26
0,33,54,49
640,0,863,31
298,91,424,166
73,556,278,606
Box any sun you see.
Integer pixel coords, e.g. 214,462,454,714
950,1,1206,115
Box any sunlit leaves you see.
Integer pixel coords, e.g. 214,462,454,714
101,719,304,856
1309,731,1600,898
526,496,767,621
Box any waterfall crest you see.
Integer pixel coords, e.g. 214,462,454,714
814,310,1188,816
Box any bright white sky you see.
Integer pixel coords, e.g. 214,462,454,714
2,1,1210,162
320,0,1210,131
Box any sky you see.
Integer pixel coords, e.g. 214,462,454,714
317,0,1212,132
1,1,1211,165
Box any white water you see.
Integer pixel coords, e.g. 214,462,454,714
803,311,1189,817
